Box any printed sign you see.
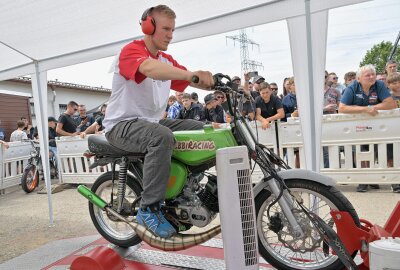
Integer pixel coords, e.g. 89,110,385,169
175,140,216,151
355,125,372,132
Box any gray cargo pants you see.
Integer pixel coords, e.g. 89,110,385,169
106,118,204,207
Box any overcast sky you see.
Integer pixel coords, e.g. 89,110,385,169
48,0,400,102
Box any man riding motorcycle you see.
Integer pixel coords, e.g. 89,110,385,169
102,5,214,238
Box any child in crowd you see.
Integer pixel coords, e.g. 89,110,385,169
177,93,203,121
387,72,400,108
10,120,28,142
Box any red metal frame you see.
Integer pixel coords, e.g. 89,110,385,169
68,202,400,270
332,201,400,269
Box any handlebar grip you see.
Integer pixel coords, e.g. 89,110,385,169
191,75,199,84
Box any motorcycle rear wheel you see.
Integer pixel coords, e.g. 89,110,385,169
89,171,143,247
255,179,360,270
21,164,39,193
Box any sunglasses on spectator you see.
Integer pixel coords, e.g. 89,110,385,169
216,96,224,99
74,108,78,111
332,77,338,80
271,88,278,91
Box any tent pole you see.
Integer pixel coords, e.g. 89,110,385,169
31,61,54,226
304,0,317,172
287,1,328,172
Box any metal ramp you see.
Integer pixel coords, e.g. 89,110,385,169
6,236,274,270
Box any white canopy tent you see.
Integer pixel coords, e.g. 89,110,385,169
0,0,370,224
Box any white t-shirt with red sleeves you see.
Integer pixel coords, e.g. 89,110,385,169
103,40,189,133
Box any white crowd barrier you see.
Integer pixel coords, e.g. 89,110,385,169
1,110,399,190
56,136,114,184
0,141,31,192
280,109,400,184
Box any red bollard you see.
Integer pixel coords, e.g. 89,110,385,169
70,246,125,270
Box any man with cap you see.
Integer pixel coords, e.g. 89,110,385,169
190,92,203,108
242,72,266,98
232,76,241,85
252,75,266,96
33,116,59,166
202,93,224,126
244,73,265,99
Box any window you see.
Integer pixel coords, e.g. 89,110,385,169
59,104,67,115
30,102,35,116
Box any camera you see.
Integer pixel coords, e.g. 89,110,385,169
248,71,258,78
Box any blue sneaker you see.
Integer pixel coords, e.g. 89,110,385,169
136,204,176,238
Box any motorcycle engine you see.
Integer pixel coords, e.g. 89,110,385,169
170,173,218,228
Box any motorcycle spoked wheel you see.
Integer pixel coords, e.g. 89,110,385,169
21,164,39,193
89,171,143,247
255,179,360,270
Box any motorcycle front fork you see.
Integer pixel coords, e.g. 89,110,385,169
267,177,305,238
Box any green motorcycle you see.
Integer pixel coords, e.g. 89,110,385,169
79,74,359,270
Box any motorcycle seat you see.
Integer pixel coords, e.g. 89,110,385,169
88,135,145,158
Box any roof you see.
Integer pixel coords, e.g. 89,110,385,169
0,0,368,81
7,77,111,93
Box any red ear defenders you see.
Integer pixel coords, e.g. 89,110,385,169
140,7,156,35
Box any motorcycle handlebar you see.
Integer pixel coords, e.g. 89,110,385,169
191,75,199,84
191,73,238,93
212,73,239,93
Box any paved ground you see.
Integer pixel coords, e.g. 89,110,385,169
0,182,399,264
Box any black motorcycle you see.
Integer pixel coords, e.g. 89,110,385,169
21,140,58,193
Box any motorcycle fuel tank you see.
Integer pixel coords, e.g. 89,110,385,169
172,125,237,166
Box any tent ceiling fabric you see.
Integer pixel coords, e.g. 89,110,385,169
0,0,369,80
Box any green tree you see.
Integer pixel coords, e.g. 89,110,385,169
359,41,400,72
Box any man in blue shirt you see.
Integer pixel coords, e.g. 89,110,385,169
339,65,395,114
339,64,396,192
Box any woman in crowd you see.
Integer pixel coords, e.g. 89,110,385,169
282,77,298,121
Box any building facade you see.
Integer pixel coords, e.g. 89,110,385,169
0,77,111,140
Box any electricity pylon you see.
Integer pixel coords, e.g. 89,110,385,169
226,29,264,75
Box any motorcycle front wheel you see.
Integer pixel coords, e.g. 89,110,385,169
89,171,143,247
255,179,360,270
21,164,39,193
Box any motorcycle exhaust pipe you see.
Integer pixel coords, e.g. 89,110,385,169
77,185,107,210
77,185,221,251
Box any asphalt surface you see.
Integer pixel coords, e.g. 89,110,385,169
0,182,399,264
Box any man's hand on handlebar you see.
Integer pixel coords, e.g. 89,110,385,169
190,71,214,90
